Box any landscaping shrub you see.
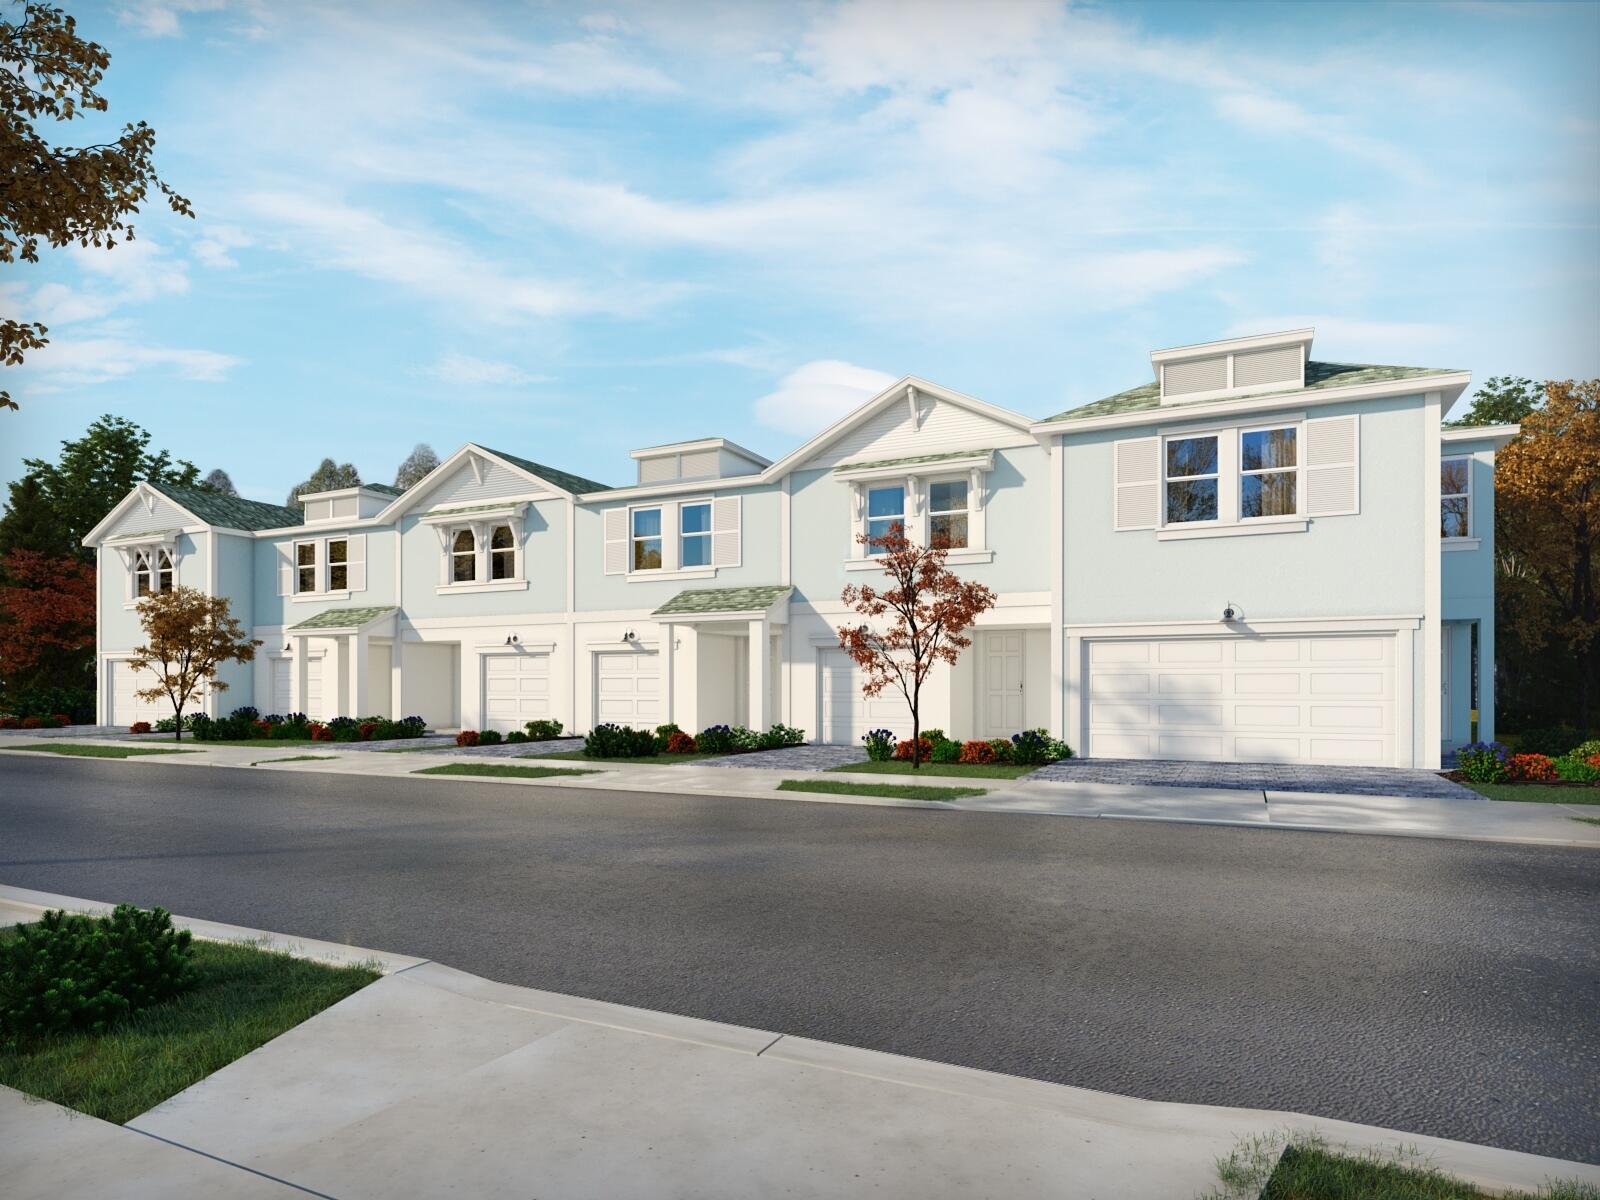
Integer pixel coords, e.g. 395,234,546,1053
862,729,896,761
455,730,480,748
128,721,152,735
1456,741,1509,783
756,723,806,750
697,725,739,755
0,905,195,1051
505,731,529,744
20,716,43,729
1505,753,1558,783
929,738,961,763
4,685,95,725
959,739,998,765
585,723,659,758
893,737,935,761
0,717,18,729
1009,729,1053,766
268,722,303,740
665,731,697,754
477,729,503,746
987,738,1014,763
358,722,379,741
524,719,564,740
1570,739,1600,763
1515,726,1583,758
1554,754,1600,784
230,706,260,723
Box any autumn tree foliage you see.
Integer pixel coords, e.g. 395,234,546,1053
1495,379,1600,723
837,524,996,768
128,587,260,739
2,2,192,410
0,548,93,687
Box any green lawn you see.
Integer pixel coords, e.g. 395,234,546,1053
0,937,377,1125
1572,815,1600,827
413,763,600,780
251,754,335,766
1,742,197,758
149,737,316,748
521,749,729,765
825,759,1042,780
1463,781,1600,805
778,778,986,802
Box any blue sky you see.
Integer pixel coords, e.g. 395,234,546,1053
4,0,1597,502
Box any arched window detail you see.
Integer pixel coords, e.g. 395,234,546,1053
490,524,516,580
134,551,153,597
155,550,175,593
452,528,476,582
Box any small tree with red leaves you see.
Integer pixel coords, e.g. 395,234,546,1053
837,524,996,769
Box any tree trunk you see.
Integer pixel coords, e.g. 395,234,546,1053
910,684,921,770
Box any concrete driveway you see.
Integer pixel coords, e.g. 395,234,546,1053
1032,756,1474,800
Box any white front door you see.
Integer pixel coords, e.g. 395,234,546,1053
982,631,1025,737
594,650,660,727
483,652,552,733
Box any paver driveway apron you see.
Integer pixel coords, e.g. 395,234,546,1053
1035,757,1475,800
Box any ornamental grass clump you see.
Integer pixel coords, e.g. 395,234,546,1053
861,729,896,761
0,906,194,1052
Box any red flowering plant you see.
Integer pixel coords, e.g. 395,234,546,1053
129,721,153,734
959,739,998,765
455,729,480,748
664,730,697,754
893,737,935,762
1506,753,1558,782
308,722,331,742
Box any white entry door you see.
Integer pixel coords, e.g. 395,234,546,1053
981,632,1025,737
272,656,322,718
594,650,660,727
1085,633,1396,766
107,660,167,727
483,652,553,733
818,648,903,746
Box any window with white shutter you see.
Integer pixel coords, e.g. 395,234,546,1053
603,507,628,575
711,495,741,567
345,533,367,592
1113,437,1160,531
1304,414,1359,517
276,543,294,596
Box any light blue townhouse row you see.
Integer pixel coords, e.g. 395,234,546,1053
85,328,1516,768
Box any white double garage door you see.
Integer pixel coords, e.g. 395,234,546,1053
1085,632,1397,767
481,649,662,733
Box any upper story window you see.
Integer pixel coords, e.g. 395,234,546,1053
452,529,476,582
680,502,711,568
1164,435,1219,523
134,548,174,597
327,539,349,590
1441,457,1471,538
428,513,525,592
928,479,969,549
632,508,663,571
278,534,366,598
490,524,516,579
296,541,318,593
866,485,906,546
1240,426,1298,519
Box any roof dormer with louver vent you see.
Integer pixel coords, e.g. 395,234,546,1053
629,438,770,485
1152,328,1313,405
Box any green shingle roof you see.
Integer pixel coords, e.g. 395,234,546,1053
479,446,612,496
362,482,404,496
653,585,790,617
1041,361,1465,424
288,606,397,632
834,448,998,473
148,481,302,531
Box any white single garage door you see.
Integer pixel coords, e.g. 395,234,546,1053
271,656,324,718
107,660,170,728
1085,634,1396,766
482,652,553,733
594,650,660,727
818,648,905,746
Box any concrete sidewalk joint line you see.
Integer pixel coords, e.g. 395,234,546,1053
755,1034,785,1056
130,1128,341,1200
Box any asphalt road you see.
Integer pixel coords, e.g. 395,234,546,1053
3,757,1596,1163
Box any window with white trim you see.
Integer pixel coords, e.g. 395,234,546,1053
134,548,174,597
452,529,476,582
1164,435,1219,524
1239,425,1298,519
490,524,516,579
632,507,663,571
277,534,365,597
1441,456,1471,538
680,502,711,568
327,538,349,591
928,478,969,549
866,484,906,547
295,541,318,593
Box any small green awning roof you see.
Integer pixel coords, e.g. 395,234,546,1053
833,448,997,474
653,585,790,618
288,606,397,632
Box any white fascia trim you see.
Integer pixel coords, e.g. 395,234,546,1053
82,483,202,547
1440,423,1520,446
1150,328,1314,366
1065,615,1423,637
436,579,530,595
1031,372,1472,438
833,451,994,482
418,501,530,525
1155,518,1308,542
1441,537,1482,552
372,444,558,524
577,476,761,505
475,639,558,653
296,485,400,502
630,437,772,467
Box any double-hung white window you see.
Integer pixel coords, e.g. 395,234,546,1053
680,502,711,568
451,529,477,582
490,525,517,579
1163,435,1219,524
134,548,174,597
603,496,740,577
1239,425,1298,519
928,479,969,549
295,541,319,593
327,538,349,591
1441,457,1471,538
632,508,663,571
279,534,366,597
432,515,523,591
865,484,906,546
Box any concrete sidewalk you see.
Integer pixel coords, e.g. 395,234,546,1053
4,736,1598,847
4,884,1597,1200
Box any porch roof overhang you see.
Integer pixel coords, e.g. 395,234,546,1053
288,605,398,636
832,448,996,482
652,585,791,625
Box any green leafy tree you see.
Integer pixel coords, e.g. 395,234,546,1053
0,475,72,560
287,458,361,506
17,415,198,558
200,468,237,496
393,443,439,491
2,1,192,411
1448,376,1543,427
129,586,260,739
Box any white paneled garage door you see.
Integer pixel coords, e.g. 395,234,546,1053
818,648,903,746
107,660,169,728
271,656,323,718
1085,634,1396,766
483,652,552,733
594,650,660,726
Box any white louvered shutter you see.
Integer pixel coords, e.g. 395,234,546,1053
603,507,628,575
1304,415,1359,517
276,543,293,595
711,496,741,567
1113,437,1160,531
346,534,367,592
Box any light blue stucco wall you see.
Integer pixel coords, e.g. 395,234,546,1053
1060,395,1429,626
399,497,567,620
97,532,205,650
253,525,399,630
1440,432,1501,744
212,532,258,710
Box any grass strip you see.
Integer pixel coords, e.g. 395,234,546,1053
778,778,985,802
0,742,196,758
1463,781,1600,805
251,755,336,766
521,749,727,764
413,763,600,780
825,759,1039,780
0,937,377,1125
1257,1142,1595,1200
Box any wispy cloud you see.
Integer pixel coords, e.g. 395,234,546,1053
19,336,243,388
752,360,897,436
421,353,546,387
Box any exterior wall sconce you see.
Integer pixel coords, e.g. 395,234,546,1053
503,633,520,646
621,630,635,642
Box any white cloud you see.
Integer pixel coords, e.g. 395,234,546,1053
20,337,242,387
193,224,254,269
752,360,898,436
422,353,544,387
115,0,231,37
1224,316,1455,362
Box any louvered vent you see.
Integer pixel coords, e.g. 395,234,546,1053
1162,355,1228,396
